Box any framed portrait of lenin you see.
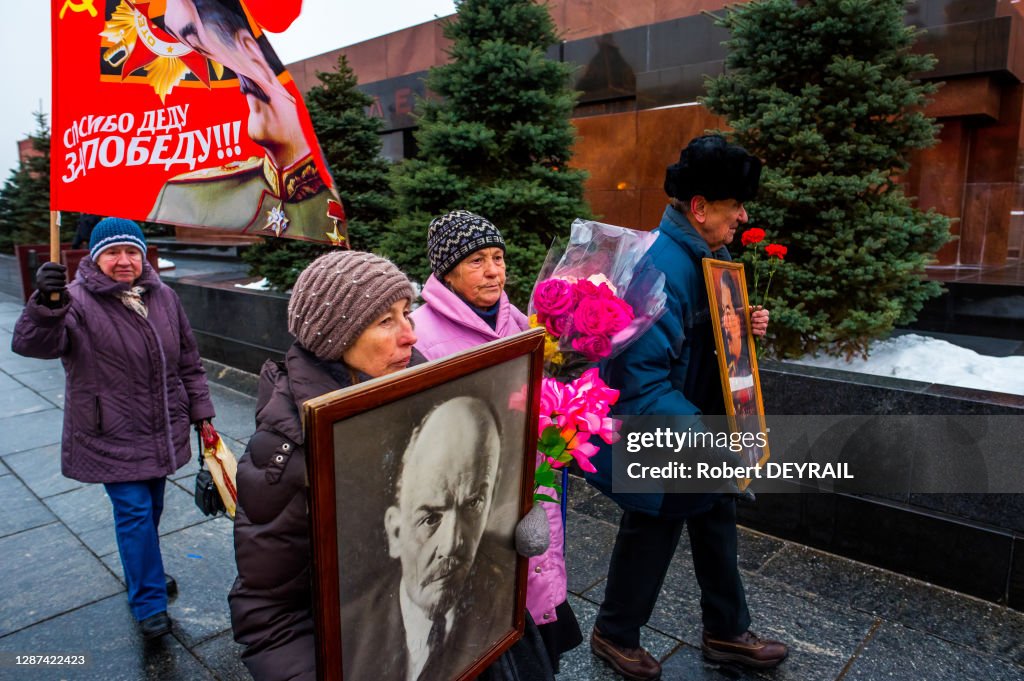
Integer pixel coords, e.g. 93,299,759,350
304,329,545,681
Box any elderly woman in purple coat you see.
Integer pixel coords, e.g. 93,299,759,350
411,210,583,672
12,218,215,641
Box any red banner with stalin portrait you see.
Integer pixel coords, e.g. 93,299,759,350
50,0,347,244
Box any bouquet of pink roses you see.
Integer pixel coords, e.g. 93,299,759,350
532,278,634,362
529,219,667,375
519,220,666,501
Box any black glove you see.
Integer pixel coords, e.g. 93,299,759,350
35,262,68,307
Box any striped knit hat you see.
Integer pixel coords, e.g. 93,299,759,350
287,251,414,361
426,210,506,278
89,218,147,260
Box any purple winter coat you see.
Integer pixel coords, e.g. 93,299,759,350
411,274,568,627
11,257,215,483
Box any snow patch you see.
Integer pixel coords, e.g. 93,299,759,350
157,258,175,269
234,278,271,291
788,334,1024,396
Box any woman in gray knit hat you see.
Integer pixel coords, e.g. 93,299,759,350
228,250,553,681
229,250,419,681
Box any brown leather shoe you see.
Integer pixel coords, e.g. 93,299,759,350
590,628,662,680
701,630,788,669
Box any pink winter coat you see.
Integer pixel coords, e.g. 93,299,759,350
411,274,568,625
411,274,530,359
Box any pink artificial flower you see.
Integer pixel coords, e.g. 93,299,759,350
572,368,620,411
572,334,613,361
570,440,599,473
561,426,591,451
532,278,576,317
537,372,618,475
563,369,621,442
594,416,622,444
538,377,573,431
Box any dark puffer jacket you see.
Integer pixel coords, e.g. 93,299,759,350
230,343,555,681
11,257,214,483
228,342,351,681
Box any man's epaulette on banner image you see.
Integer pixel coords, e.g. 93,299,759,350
164,157,264,183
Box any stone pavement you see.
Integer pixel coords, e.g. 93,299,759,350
0,288,1022,681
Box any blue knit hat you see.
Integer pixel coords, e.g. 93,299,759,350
426,210,506,278
89,218,147,260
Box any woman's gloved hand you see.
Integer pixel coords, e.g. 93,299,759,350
514,503,551,557
36,262,68,308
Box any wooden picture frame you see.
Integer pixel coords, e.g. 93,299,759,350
304,329,545,681
702,259,771,479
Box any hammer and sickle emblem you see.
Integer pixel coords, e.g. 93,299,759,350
60,0,98,19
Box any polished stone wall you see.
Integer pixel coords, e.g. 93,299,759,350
753,360,1024,609
0,255,21,299
166,280,291,375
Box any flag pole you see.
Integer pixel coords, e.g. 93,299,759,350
49,211,61,303
49,211,60,263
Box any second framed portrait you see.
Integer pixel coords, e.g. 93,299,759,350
304,329,545,681
702,259,771,473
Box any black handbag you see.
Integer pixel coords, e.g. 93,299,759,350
194,428,226,516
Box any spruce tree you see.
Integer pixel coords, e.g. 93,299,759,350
243,54,395,290
384,0,590,306
0,111,77,253
703,0,951,358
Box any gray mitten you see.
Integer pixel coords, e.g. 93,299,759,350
514,503,551,557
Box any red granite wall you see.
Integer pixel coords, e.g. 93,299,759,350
284,0,1024,264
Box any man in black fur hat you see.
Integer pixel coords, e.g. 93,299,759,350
585,135,788,680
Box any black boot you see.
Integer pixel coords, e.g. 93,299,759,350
139,612,172,640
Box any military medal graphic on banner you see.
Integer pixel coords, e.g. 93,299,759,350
51,0,346,245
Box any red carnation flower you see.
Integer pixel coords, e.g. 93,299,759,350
741,228,766,247
765,243,788,259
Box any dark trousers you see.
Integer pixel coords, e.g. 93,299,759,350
104,478,168,621
595,495,750,648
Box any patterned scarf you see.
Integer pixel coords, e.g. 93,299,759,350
120,286,148,319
